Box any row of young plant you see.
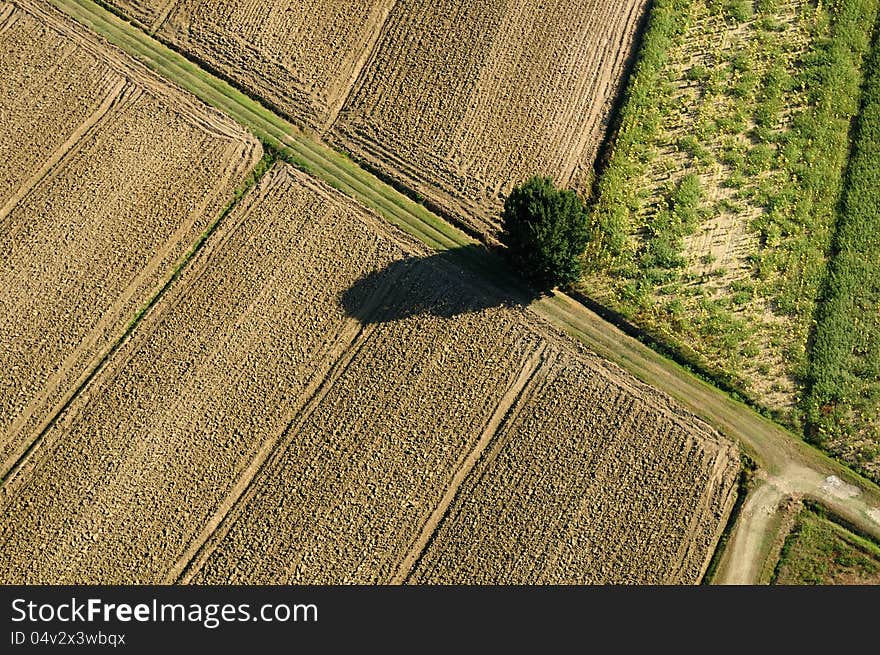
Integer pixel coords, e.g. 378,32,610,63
585,0,879,425
807,33,880,481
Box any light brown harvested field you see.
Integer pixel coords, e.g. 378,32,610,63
409,349,741,584
0,2,124,211
0,164,407,583
0,0,261,476
332,0,649,237
0,162,738,584
124,0,398,131
191,325,737,585
188,277,544,584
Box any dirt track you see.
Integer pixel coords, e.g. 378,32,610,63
715,466,880,584
0,164,739,584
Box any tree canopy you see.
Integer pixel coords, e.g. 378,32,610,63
500,176,590,290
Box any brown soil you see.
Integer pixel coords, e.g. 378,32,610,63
106,0,648,239
0,162,739,584
332,0,649,238
100,0,168,29
134,0,398,131
0,0,261,478
0,164,405,583
409,348,740,584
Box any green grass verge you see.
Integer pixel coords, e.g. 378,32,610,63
772,503,880,584
807,32,880,484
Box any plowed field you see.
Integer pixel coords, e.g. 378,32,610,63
104,0,648,239
333,0,649,237
0,0,261,477
410,349,740,584
0,164,404,583
110,0,397,132
0,163,739,583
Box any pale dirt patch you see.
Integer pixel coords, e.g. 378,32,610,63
821,475,861,500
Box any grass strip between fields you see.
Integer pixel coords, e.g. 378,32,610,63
41,0,880,491
0,150,277,486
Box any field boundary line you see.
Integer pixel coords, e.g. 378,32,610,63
392,344,551,584
0,150,273,494
322,0,399,131
168,319,379,584
173,263,413,584
148,0,176,34
2,90,259,464
0,75,126,226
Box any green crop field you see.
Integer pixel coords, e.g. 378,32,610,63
807,39,880,484
773,505,880,584
584,0,879,430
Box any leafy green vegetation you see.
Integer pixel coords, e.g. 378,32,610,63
773,505,880,584
807,37,880,483
500,177,590,289
586,0,880,426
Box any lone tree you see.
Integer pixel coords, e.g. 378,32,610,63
500,176,590,290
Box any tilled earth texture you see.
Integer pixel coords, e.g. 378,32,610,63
332,0,649,238
0,162,739,583
0,0,261,480
105,0,648,239
111,0,398,132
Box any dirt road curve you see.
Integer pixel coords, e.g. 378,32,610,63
44,0,880,584
716,466,880,584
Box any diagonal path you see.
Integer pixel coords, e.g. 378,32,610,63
42,0,880,583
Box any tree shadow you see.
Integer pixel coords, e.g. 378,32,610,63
341,244,543,325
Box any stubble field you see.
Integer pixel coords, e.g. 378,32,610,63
0,0,261,478
156,0,397,132
332,0,649,237
104,0,648,239
0,163,740,584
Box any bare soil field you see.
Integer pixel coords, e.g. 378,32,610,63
410,348,740,584
0,0,261,477
0,2,123,211
0,162,739,584
105,0,648,238
332,0,649,237
109,0,398,132
0,164,406,583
